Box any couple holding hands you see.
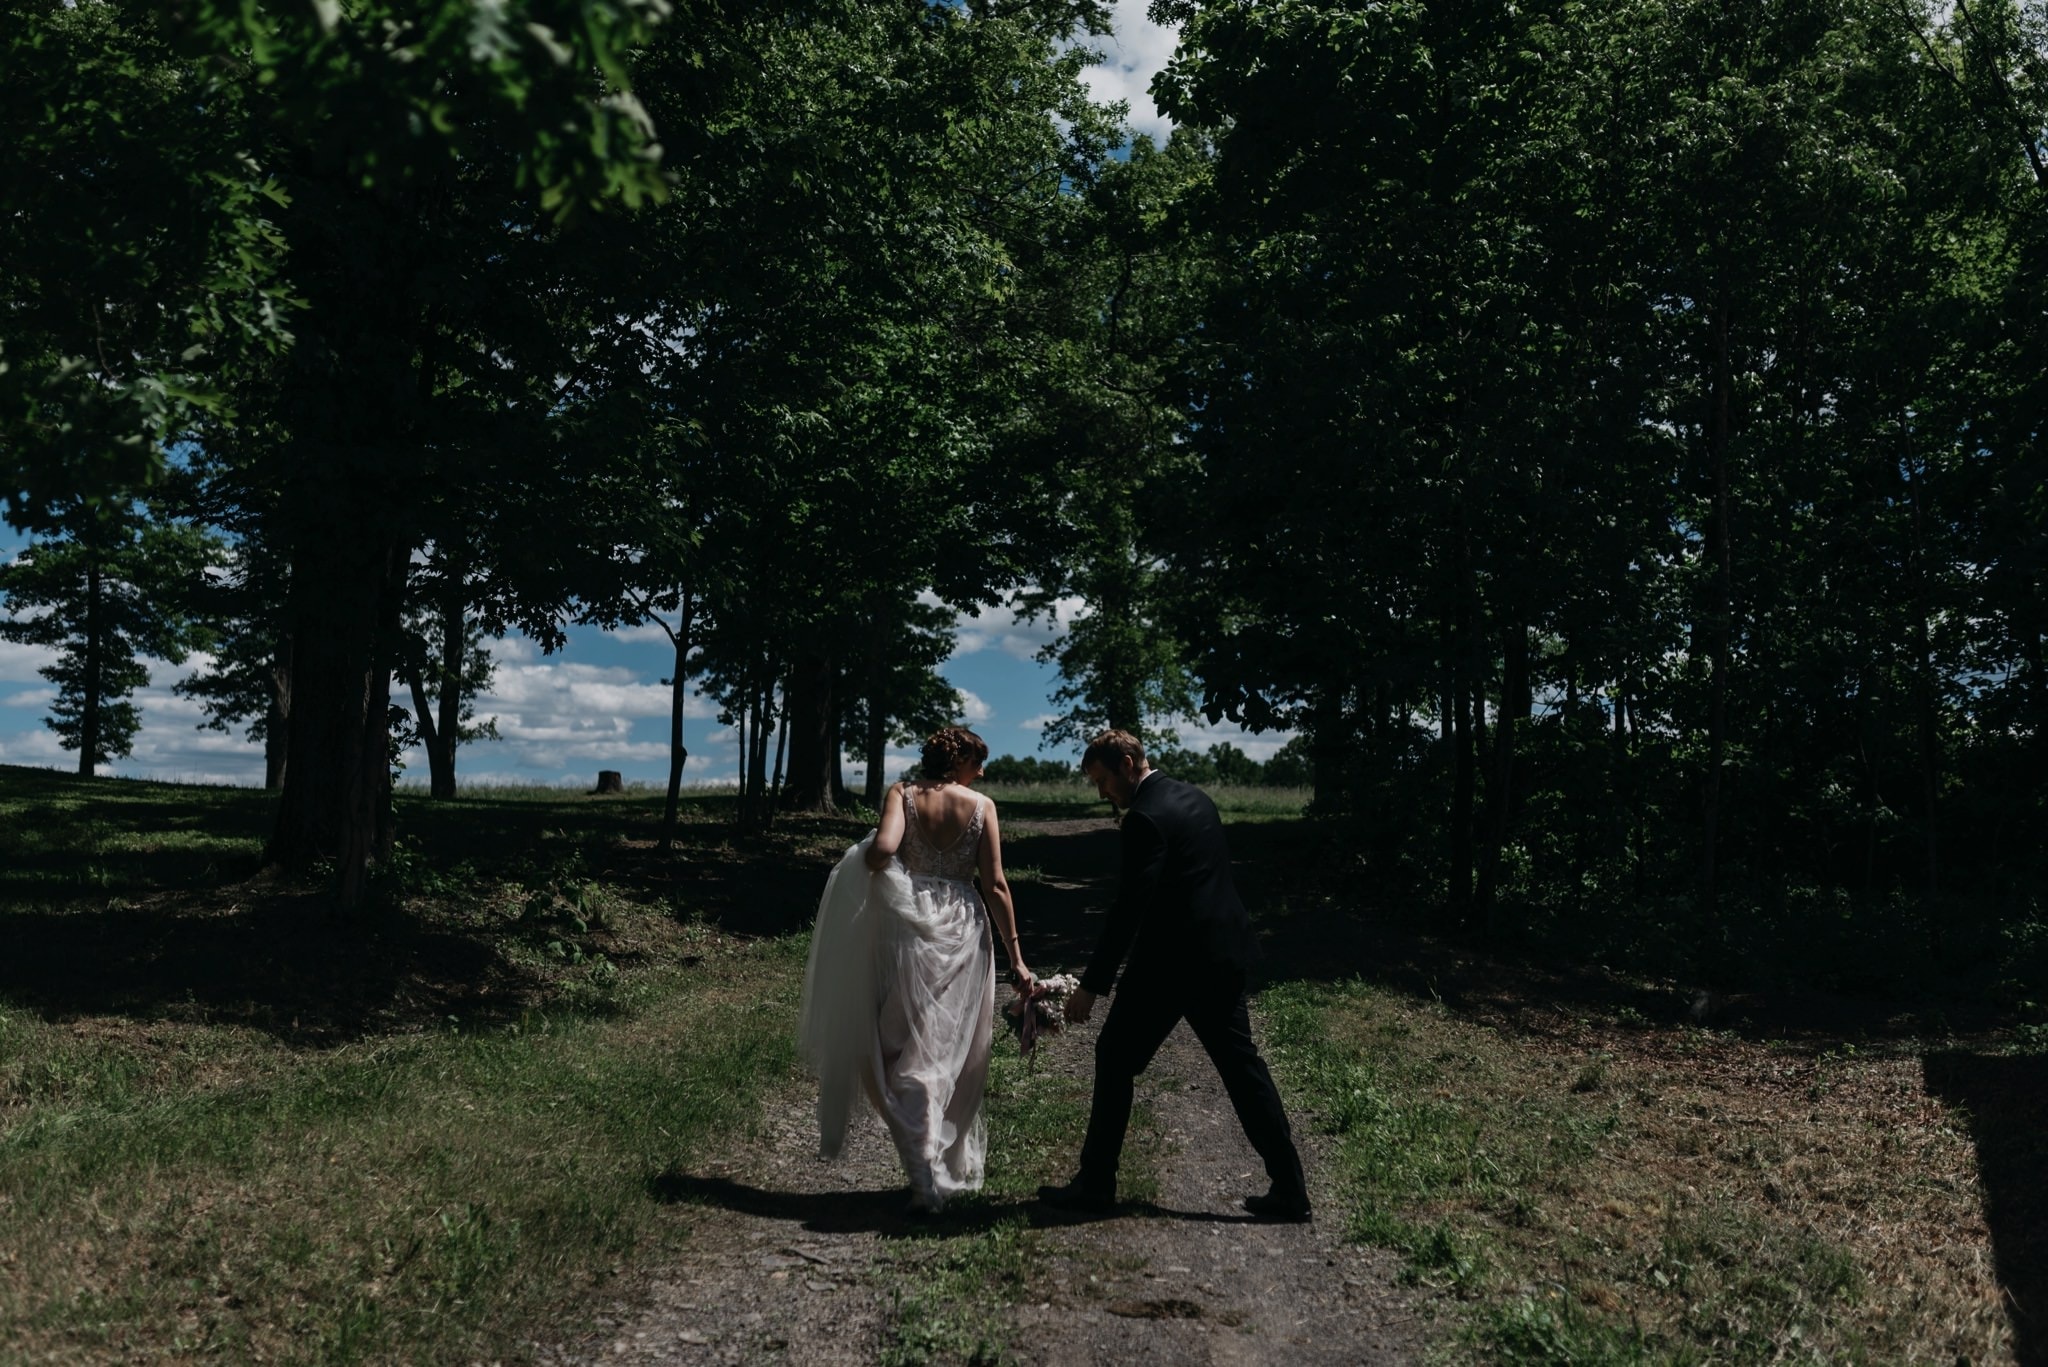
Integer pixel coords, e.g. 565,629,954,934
798,726,1309,1223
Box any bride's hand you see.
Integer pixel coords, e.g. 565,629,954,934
1013,966,1035,995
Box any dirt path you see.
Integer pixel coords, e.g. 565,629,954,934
537,817,1430,1366
994,1021,1429,1365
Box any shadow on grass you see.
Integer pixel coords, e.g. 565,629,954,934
0,766,853,1039
647,1172,1257,1235
1923,1050,2048,1367
0,893,536,1043
3,761,2018,1056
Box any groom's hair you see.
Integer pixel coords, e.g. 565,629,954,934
1082,730,1146,773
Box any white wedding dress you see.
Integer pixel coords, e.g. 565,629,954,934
798,787,995,1210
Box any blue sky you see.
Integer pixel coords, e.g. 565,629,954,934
0,558,1289,787
0,5,1257,790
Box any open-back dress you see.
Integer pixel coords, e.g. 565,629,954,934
798,785,996,1210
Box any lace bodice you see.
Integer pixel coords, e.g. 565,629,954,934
900,785,985,883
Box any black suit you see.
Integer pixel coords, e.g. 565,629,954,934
1075,773,1305,1200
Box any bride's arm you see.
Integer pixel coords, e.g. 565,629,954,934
976,801,1033,991
865,783,907,870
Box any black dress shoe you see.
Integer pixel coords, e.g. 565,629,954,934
1242,1189,1312,1223
1037,1179,1115,1214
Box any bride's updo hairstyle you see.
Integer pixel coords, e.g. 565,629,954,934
1082,729,1147,773
921,726,989,781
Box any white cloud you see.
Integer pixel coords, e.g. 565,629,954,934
1075,2,1180,145
0,725,68,768
95,659,274,785
1154,715,1297,763
0,626,763,789
845,749,924,788
1018,713,1059,733
958,688,993,725
607,622,681,648
0,639,59,683
482,661,709,722
443,654,739,784
944,591,1086,662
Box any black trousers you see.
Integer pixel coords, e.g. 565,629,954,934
1076,962,1306,1199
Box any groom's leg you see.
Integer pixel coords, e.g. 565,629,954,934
1185,969,1307,1199
1076,979,1180,1194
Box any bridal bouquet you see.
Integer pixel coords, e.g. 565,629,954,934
1004,972,1082,1060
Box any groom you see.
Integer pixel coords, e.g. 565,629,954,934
1039,730,1310,1221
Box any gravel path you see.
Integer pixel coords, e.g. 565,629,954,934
537,817,1430,1365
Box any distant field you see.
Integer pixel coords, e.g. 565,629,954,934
978,779,1309,823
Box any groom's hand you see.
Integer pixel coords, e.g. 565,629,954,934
1064,988,1096,1024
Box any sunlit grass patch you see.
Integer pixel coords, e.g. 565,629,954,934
980,778,1309,824
0,765,270,902
1204,785,1312,820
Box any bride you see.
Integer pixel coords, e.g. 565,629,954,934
798,727,1034,1212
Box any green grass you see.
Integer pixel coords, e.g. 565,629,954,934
1258,977,1987,1365
871,1042,1085,1366
0,763,826,1364
1203,784,1313,821
0,762,1146,1365
978,779,1310,824
0,933,804,1364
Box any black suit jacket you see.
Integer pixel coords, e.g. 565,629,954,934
1079,773,1260,995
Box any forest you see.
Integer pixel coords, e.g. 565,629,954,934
5,0,2047,1002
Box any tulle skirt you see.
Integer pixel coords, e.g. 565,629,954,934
798,837,995,1208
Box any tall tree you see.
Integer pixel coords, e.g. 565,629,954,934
175,0,670,905
0,498,220,774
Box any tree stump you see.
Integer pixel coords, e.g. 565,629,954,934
593,770,624,795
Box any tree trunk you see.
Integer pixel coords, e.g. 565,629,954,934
1310,684,1346,811
431,576,464,799
767,685,790,830
749,673,773,802
1475,622,1530,923
1448,506,1477,923
1906,442,1942,940
734,681,751,828
1450,669,1476,920
780,650,838,813
79,560,103,776
268,530,411,912
407,673,443,793
659,592,694,853
1699,290,1735,927
864,597,889,808
830,679,853,808
264,642,291,791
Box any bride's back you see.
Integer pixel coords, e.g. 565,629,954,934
901,781,985,880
